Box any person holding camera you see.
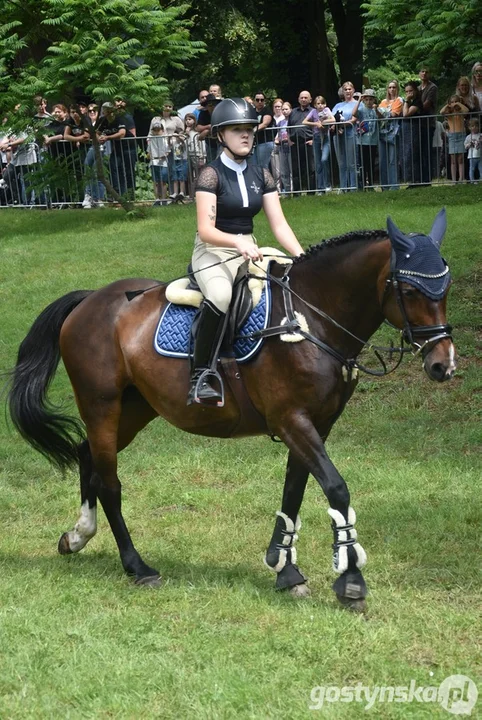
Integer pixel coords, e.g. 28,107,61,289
440,95,469,182
330,82,358,191
352,89,379,189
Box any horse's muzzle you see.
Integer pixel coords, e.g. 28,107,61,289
423,339,457,382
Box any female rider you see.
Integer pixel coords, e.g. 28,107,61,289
188,97,304,405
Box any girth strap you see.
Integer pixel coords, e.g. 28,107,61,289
220,356,268,436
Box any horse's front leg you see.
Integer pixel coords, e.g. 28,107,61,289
278,415,368,611
265,452,311,598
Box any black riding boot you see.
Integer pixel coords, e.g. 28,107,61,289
187,300,226,406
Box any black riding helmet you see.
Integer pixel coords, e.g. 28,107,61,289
210,98,259,132
211,98,259,159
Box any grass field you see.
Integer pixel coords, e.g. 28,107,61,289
0,187,481,719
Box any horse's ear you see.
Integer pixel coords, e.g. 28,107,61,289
387,216,415,254
429,208,447,248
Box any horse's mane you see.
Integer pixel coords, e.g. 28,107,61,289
293,229,387,264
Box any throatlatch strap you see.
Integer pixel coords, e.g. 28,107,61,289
328,506,367,575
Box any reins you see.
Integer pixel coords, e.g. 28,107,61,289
243,254,451,378
126,249,451,379
243,261,411,377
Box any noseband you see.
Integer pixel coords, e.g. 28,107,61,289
384,248,453,358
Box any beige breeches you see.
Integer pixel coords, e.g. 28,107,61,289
191,232,256,313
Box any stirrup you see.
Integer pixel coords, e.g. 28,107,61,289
187,369,225,407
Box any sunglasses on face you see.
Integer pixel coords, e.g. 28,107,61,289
255,98,264,102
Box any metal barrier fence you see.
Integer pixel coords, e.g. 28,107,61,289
0,114,480,208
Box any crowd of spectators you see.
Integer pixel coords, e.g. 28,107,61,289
1,64,481,208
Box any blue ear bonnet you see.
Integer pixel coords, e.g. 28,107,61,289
387,210,451,300
394,235,451,300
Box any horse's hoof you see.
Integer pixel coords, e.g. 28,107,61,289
289,583,311,598
135,574,162,588
336,594,367,613
58,533,73,555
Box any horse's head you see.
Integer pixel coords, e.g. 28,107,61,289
384,209,456,382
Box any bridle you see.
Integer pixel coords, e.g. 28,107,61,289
381,247,453,359
244,251,453,378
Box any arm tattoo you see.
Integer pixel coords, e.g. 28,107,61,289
209,204,216,222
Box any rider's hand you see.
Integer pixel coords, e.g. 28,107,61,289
235,237,263,262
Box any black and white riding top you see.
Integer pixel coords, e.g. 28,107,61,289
195,153,277,235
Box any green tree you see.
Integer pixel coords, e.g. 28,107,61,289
363,0,482,79
0,0,204,210
171,0,364,107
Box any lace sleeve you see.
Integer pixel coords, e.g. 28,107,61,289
263,168,277,193
195,165,219,194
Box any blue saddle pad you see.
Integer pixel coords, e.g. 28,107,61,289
154,282,271,364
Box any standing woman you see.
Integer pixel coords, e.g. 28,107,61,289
331,82,358,191
470,63,482,112
277,101,293,194
400,81,424,186
188,98,304,406
270,98,284,190
378,80,403,190
455,76,480,120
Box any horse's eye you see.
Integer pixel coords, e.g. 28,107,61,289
402,287,415,298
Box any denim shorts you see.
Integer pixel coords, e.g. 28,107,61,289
171,159,188,181
151,165,169,183
448,132,465,154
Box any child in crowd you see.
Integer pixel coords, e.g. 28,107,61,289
432,119,446,180
184,112,205,194
464,117,481,182
169,120,188,201
302,96,335,193
440,95,469,182
147,117,170,206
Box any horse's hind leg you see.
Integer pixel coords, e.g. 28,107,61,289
89,404,161,586
265,452,311,598
58,440,97,555
61,387,160,585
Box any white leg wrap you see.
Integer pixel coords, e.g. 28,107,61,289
328,506,367,575
67,501,97,552
264,511,301,572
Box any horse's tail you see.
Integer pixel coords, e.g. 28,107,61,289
6,290,93,472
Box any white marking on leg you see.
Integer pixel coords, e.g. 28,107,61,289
67,500,97,552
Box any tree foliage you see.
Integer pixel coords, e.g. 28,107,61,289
171,0,364,106
0,0,204,111
363,0,482,78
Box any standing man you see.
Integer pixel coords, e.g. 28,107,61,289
195,94,221,163
418,66,438,185
288,90,315,192
194,90,209,120
97,101,137,199
251,92,274,169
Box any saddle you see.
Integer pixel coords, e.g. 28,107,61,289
157,248,292,434
164,247,292,347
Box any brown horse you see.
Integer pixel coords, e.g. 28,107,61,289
7,210,455,610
